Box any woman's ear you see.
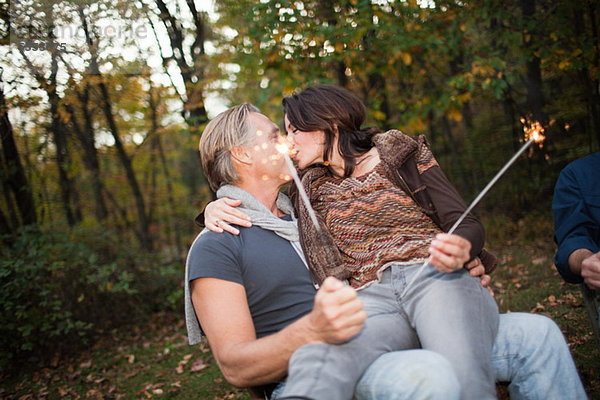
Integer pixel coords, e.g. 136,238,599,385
231,145,252,165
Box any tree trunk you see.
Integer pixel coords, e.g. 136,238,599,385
64,83,108,221
148,86,183,257
584,0,600,148
48,52,79,226
79,7,153,250
520,0,547,124
152,0,210,202
97,81,153,250
1,176,19,231
19,42,81,226
316,0,348,87
441,116,470,194
153,0,208,129
0,83,37,228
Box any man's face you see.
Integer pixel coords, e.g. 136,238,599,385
246,112,292,184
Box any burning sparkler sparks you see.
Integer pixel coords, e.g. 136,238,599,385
401,118,547,297
520,117,546,146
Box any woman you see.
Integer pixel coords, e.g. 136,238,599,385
205,85,499,400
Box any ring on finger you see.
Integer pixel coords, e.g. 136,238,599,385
215,219,220,225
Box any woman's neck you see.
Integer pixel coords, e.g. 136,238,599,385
350,148,380,177
326,147,380,178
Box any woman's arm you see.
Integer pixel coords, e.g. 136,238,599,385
420,165,485,259
202,198,252,235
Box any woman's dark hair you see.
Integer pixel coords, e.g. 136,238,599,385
282,85,381,177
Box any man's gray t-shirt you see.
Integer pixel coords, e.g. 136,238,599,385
187,218,316,338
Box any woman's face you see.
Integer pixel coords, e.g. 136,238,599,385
284,114,327,169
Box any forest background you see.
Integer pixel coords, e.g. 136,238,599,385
1,0,600,398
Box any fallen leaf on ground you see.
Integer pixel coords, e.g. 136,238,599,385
191,359,207,372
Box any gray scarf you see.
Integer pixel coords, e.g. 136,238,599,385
185,185,307,345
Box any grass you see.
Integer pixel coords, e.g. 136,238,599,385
485,211,600,398
1,211,599,399
0,313,249,400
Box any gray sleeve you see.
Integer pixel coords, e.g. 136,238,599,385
185,230,243,345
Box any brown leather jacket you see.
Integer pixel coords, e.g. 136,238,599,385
291,130,497,285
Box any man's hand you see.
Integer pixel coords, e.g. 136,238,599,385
579,251,600,290
204,197,252,235
306,277,367,344
465,258,494,297
428,233,472,273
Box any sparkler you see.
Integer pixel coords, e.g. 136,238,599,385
275,141,323,233
275,141,338,287
400,119,546,297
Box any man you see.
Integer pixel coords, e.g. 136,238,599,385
553,151,600,344
553,151,600,288
186,103,586,399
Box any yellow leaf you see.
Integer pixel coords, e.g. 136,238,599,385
371,110,387,121
401,52,412,66
408,117,427,133
448,108,463,122
458,92,472,103
558,59,570,70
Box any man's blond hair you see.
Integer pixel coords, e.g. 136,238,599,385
199,103,260,192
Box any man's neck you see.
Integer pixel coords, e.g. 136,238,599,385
236,180,284,217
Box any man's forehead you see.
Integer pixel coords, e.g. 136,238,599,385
248,112,278,132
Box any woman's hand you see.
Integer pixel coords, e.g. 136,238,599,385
465,257,494,297
428,233,471,273
204,198,252,235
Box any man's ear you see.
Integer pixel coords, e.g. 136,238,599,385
231,145,252,165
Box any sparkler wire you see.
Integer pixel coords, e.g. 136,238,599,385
400,138,536,298
281,152,322,232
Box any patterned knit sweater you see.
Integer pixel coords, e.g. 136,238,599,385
293,129,491,288
312,143,441,289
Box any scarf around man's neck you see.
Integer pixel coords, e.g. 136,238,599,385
216,185,303,246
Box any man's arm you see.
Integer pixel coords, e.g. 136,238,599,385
191,277,366,387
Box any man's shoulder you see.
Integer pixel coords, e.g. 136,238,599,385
188,228,242,258
566,151,600,171
188,225,274,257
562,152,600,186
